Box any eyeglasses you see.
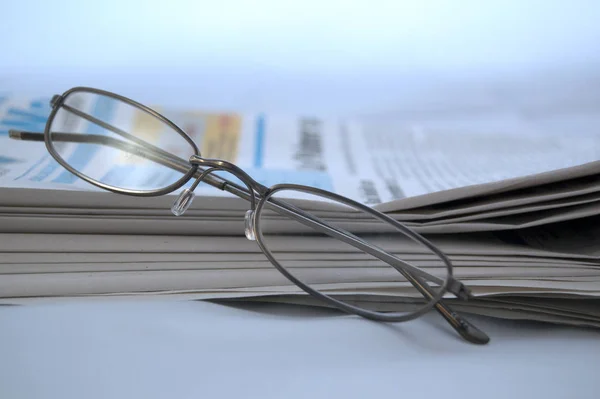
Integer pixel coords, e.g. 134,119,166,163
9,86,489,344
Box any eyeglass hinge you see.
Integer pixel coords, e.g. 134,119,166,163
448,278,472,301
50,95,64,108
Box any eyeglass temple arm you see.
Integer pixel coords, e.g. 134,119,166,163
8,129,255,201
9,129,488,343
192,164,487,343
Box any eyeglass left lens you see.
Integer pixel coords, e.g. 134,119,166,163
47,89,195,192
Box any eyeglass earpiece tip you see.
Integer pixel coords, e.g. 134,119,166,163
456,317,490,345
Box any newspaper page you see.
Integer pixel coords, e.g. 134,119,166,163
1,92,599,206
356,122,600,201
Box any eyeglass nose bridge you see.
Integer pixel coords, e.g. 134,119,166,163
172,157,264,242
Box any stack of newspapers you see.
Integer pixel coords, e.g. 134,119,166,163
1,93,599,328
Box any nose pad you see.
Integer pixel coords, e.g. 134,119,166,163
171,188,196,216
244,210,256,241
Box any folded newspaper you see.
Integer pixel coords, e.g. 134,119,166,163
1,93,599,328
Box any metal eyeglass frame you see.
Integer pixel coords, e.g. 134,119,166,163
8,86,489,344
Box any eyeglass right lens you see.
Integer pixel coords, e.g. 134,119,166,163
47,90,195,192
255,188,451,321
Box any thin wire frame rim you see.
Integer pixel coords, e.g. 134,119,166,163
43,86,199,197
252,183,452,322
7,86,488,342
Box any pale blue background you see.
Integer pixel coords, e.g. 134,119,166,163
1,0,600,117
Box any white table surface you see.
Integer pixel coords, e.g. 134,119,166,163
1,299,599,399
